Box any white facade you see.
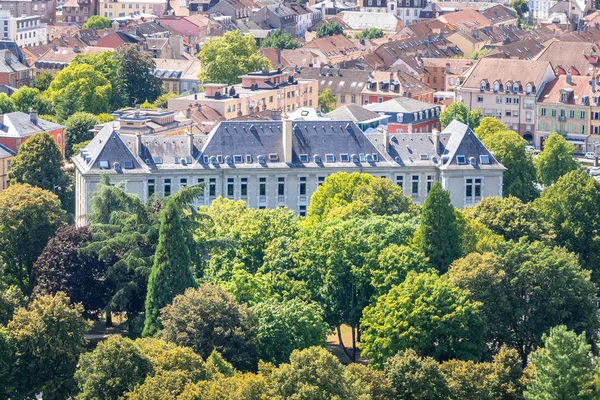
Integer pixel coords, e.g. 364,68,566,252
529,0,557,20
0,11,47,47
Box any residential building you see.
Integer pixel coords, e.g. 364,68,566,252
62,0,97,24
337,11,403,33
168,69,318,119
94,107,198,136
361,0,388,14
304,34,362,65
73,119,505,225
548,0,593,25
534,41,600,77
251,4,297,37
33,46,108,76
395,0,426,27
292,67,371,108
98,0,168,18
207,0,256,21
447,30,491,59
457,58,556,143
362,70,436,105
325,103,388,131
480,5,519,27
537,75,593,153
153,58,201,94
528,0,557,20
261,48,324,69
96,31,142,48
421,58,475,91
0,12,47,47
485,39,546,61
0,111,65,155
289,2,321,38
0,142,13,191
437,9,492,31
0,49,32,88
364,96,441,133
0,0,56,23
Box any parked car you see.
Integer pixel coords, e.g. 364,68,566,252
585,152,596,159
525,145,535,153
589,167,600,176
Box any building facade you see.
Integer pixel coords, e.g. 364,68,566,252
0,142,14,191
0,111,65,155
365,97,441,133
0,12,47,47
98,0,168,18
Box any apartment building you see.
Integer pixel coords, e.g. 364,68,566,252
0,111,65,155
362,71,435,105
457,58,556,143
62,0,97,24
293,67,370,108
0,12,47,47
0,0,56,23
73,119,505,225
168,69,318,119
0,49,32,88
153,58,201,94
365,96,441,133
98,0,168,18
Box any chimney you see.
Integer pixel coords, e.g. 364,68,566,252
0,114,4,127
4,51,10,66
29,108,38,124
136,132,142,156
186,130,194,155
432,127,440,155
381,128,390,152
277,48,282,66
282,118,293,164
566,73,573,85
186,107,191,119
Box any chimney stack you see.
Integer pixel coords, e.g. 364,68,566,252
29,108,38,124
4,51,10,66
136,132,142,156
432,127,440,155
186,130,194,156
186,107,191,119
282,118,293,164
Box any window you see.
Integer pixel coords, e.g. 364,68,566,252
209,178,216,197
351,95,356,104
227,178,234,198
269,153,278,162
506,97,512,104
259,177,267,197
426,175,434,193
496,96,502,104
299,177,307,196
359,153,366,162
580,111,586,119
477,95,483,103
278,177,285,196
180,178,187,188
514,98,519,104
318,176,326,186
164,178,171,197
541,107,546,116
299,154,309,163
480,155,490,164
340,154,349,162
325,154,335,163
456,155,466,164
99,160,109,169
340,94,346,103
246,155,252,163
148,179,155,197
240,178,248,198
411,175,419,196
551,108,557,117
505,111,512,117
299,205,307,217
234,155,243,163
465,178,482,205
396,175,403,189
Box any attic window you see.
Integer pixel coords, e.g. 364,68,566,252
359,153,366,162
325,154,335,163
124,160,134,169
217,155,223,164
299,154,309,163
185,157,192,164
340,153,349,162
480,155,490,164
99,160,109,169
174,157,180,164
269,153,279,162
420,154,429,160
456,155,466,164
153,157,163,164
203,155,209,164
372,154,379,162
234,155,243,163
246,155,253,163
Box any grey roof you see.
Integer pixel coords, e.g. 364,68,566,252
364,97,439,113
0,112,64,139
293,67,370,95
0,50,29,73
326,104,383,123
0,142,15,158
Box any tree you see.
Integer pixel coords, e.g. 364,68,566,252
524,325,595,400
34,71,54,92
534,133,579,186
508,0,529,17
64,112,99,158
361,271,485,367
533,170,600,278
11,86,50,114
0,328,16,398
345,364,396,400
384,349,449,400
439,102,482,129
474,117,506,141
8,131,70,206
199,31,270,85
262,29,301,50
134,338,208,381
252,298,330,365
124,370,194,400
75,336,153,400
372,244,432,298
53,83,83,122
71,139,91,156
159,285,258,371
318,88,336,113
0,92,14,113
316,21,344,38
180,371,269,399
154,92,178,108
73,51,128,110
418,182,461,273
466,196,555,243
355,27,384,39
32,225,108,315
114,44,163,105
0,184,65,293
483,129,538,202
8,293,90,399
448,240,598,363
143,198,197,337
82,15,111,29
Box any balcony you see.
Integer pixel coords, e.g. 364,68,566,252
558,115,566,122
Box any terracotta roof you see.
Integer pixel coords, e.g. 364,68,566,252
422,58,475,74
481,5,517,25
485,39,545,61
461,58,553,89
304,34,359,56
438,9,492,31
36,46,110,65
537,75,594,104
534,41,600,76
364,70,435,97
404,19,454,36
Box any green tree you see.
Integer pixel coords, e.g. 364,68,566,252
199,30,270,85
34,71,54,92
361,271,485,367
53,84,83,122
75,336,153,400
252,298,330,365
533,170,600,277
534,133,579,186
440,102,482,129
64,112,99,158
316,21,344,38
0,92,14,113
154,92,178,108
0,328,16,398
159,285,258,371
97,112,114,123
524,325,595,400
180,371,268,399
418,182,461,273
448,240,598,364
0,280,26,326
135,338,208,381
262,29,302,49
82,15,112,29
124,370,194,400
483,129,538,202
11,86,50,114
384,349,449,400
8,293,90,399
73,50,128,110
71,140,91,156
372,244,432,298
355,27,384,39
114,44,163,105
508,0,529,17
143,198,197,337
474,117,506,141
0,184,65,293
318,88,336,113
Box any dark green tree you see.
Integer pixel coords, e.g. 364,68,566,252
534,132,579,186
384,349,449,400
316,21,344,38
355,28,384,39
418,182,461,273
114,44,163,105
34,71,54,92
64,112,98,158
143,198,197,337
0,328,16,398
262,29,301,49
54,84,84,122
439,102,482,129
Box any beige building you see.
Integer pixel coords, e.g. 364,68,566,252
457,58,556,143
98,0,168,18
0,143,14,192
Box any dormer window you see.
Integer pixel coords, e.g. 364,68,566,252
397,112,404,122
493,81,500,92
480,81,487,91
505,82,512,92
526,83,532,94
456,155,466,164
560,90,568,103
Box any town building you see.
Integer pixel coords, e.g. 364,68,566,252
289,2,321,38
0,110,65,155
362,71,436,104
62,0,97,24
73,119,505,225
421,58,475,92
325,103,388,131
534,41,600,77
0,142,14,191
364,96,441,133
94,107,199,136
0,12,47,47
292,67,370,108
303,34,363,65
168,69,318,119
0,0,56,23
33,46,108,76
153,58,201,94
0,49,32,88
98,0,168,18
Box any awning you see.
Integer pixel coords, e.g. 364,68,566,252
566,138,586,144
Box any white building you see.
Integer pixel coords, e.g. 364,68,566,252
529,0,558,20
0,11,47,47
73,119,505,225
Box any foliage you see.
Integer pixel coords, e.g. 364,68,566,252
474,117,506,141
262,29,301,50
11,86,51,114
316,21,344,38
8,293,90,399
448,240,598,363
439,102,482,129
135,338,208,381
97,112,115,123
73,51,128,110
372,244,432,298
0,328,16,398
355,27,384,39
0,281,26,326
34,71,54,92
143,198,197,337
252,298,330,365
64,112,99,158
114,44,163,105
508,0,529,17
125,370,194,399
199,31,270,85
418,182,461,273
159,285,258,371
470,48,491,60
75,335,152,400
0,184,65,293
524,325,595,400
483,129,538,202
361,271,485,367
154,92,179,108
384,349,449,399
82,15,112,29
0,92,14,113
318,88,336,113
534,133,579,186
72,140,91,156
180,371,268,399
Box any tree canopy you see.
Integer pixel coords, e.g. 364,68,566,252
82,15,112,29
440,102,482,129
64,112,99,159
355,28,384,39
316,21,344,38
318,88,336,113
262,29,301,50
534,133,579,186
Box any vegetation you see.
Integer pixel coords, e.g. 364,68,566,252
355,28,384,40
440,102,482,129
318,88,336,113
262,29,302,50
534,132,578,186
316,21,344,38
64,112,99,159
82,15,112,29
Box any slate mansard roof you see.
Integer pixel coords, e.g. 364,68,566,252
73,120,504,174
